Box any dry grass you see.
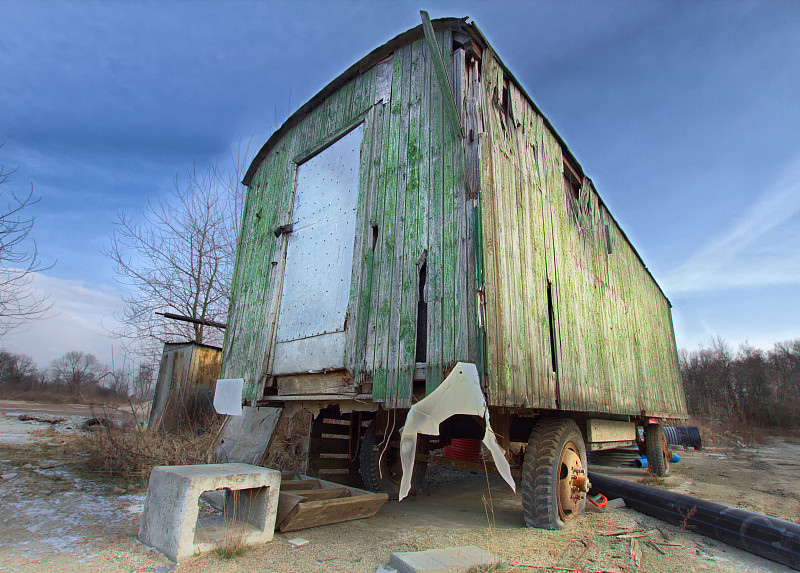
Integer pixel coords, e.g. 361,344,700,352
638,474,665,486
690,418,772,449
69,423,218,482
213,529,248,559
213,490,251,559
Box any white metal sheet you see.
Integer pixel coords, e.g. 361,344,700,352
272,125,363,375
273,332,348,375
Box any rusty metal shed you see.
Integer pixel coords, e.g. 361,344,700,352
148,342,222,432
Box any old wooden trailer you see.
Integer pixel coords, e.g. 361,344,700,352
219,14,688,529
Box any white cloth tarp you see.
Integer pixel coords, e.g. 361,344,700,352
398,362,516,500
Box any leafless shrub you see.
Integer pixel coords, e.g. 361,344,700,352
70,423,218,482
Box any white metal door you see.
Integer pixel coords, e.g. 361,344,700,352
272,125,363,375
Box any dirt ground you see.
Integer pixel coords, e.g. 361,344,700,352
1,401,798,573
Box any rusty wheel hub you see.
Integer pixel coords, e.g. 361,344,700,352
661,431,671,469
557,442,589,522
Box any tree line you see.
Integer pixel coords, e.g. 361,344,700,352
0,349,155,403
680,337,800,430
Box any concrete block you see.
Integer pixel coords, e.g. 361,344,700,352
389,545,497,573
138,463,281,561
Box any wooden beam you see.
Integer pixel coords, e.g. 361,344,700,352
420,10,463,139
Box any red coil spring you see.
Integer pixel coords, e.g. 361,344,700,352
444,438,482,463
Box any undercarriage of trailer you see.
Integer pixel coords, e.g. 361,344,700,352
256,363,680,530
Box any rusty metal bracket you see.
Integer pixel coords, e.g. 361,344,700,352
274,223,294,238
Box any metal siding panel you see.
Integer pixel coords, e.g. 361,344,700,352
272,125,363,374
273,332,348,374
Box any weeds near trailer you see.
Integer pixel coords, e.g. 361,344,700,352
638,474,665,487
212,490,250,560
70,422,218,482
467,561,509,572
678,505,698,531
194,489,252,560
481,449,499,558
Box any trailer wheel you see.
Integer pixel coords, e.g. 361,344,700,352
521,418,589,529
645,424,671,477
359,419,425,498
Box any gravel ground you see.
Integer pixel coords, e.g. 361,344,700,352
0,406,798,572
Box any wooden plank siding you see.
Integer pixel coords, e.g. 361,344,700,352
222,22,474,408
222,17,686,419
477,51,556,409
477,47,685,417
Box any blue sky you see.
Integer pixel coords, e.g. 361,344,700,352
1,0,799,368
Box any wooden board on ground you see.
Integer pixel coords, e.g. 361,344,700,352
276,472,388,532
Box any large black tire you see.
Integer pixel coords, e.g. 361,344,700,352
359,419,426,498
521,418,589,529
645,424,671,477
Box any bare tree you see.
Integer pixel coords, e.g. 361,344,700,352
0,147,51,337
51,351,104,395
680,337,800,430
131,361,156,402
104,144,250,355
0,350,40,391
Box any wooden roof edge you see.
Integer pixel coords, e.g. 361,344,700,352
242,16,468,187
463,21,672,307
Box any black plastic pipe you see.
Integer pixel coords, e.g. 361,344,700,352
156,311,227,330
663,425,703,450
589,471,800,570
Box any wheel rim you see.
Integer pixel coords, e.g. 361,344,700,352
557,442,586,522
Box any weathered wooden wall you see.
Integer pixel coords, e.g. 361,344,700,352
477,48,686,416
221,23,474,408
222,18,686,419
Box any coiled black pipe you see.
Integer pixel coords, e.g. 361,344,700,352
589,471,800,570
663,426,703,450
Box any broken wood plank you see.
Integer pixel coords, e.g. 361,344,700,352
617,532,653,539
599,528,643,537
420,10,462,139
294,488,350,502
278,492,388,532
630,538,642,567
280,479,322,491
647,539,667,555
277,371,354,395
